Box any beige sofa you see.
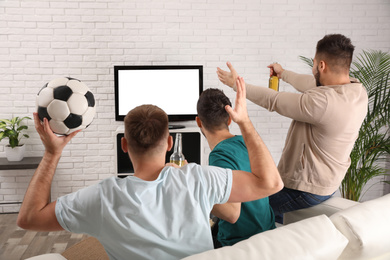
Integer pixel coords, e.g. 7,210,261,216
183,194,390,260
27,194,390,260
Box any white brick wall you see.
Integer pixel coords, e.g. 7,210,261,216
1,0,389,212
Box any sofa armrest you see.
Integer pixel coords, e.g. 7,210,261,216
283,196,359,225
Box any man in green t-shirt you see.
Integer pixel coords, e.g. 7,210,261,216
196,88,276,247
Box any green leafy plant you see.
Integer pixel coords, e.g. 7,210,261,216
0,116,31,148
299,50,390,201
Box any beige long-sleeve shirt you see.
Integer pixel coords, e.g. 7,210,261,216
242,70,368,195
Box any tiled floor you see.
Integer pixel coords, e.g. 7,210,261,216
0,213,89,260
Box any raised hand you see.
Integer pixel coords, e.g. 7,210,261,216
33,112,80,156
225,76,249,125
217,61,239,89
267,63,285,78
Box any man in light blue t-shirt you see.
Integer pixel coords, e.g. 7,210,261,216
197,88,276,247
17,77,282,260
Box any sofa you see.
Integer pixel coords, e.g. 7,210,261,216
26,194,390,260
183,194,390,260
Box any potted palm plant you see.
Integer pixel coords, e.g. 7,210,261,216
0,116,31,161
300,50,390,201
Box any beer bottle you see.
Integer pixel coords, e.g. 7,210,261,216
269,64,279,91
170,133,185,166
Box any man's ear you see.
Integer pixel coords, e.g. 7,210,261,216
121,137,128,153
227,117,232,126
167,135,173,152
196,116,202,128
318,60,326,73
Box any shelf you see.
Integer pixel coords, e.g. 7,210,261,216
0,157,42,170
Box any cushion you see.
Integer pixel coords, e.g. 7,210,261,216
183,215,348,260
330,194,390,259
283,196,359,225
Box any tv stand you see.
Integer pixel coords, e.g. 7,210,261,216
169,125,185,129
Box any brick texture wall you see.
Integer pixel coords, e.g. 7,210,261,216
1,0,389,212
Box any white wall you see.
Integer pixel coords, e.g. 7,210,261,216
1,0,389,212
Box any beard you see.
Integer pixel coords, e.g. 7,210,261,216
314,66,322,87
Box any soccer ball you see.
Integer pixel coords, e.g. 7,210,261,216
36,77,96,135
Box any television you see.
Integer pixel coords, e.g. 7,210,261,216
114,65,203,128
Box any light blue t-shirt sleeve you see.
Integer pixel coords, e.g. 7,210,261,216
55,182,102,237
193,164,233,206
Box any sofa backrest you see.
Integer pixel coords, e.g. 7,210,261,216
284,196,359,225
330,193,390,260
182,215,348,260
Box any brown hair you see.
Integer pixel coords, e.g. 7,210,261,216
316,34,355,73
124,105,169,154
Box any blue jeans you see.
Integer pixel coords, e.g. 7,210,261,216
269,187,334,224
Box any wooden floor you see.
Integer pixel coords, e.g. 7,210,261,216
0,213,89,260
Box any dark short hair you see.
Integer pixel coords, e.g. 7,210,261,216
124,105,169,153
197,88,232,132
316,34,355,73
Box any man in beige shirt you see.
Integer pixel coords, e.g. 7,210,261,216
217,34,368,223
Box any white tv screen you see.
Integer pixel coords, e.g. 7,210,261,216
114,65,203,121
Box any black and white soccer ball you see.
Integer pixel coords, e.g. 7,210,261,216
36,77,96,135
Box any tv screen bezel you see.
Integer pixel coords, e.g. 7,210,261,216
114,65,203,121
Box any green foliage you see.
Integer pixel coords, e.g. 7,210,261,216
299,50,390,201
0,116,31,148
298,55,314,68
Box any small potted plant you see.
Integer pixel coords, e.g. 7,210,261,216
0,116,31,161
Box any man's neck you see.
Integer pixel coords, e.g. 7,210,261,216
204,129,235,151
132,155,166,181
322,73,351,86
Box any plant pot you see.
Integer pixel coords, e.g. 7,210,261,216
5,145,25,162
